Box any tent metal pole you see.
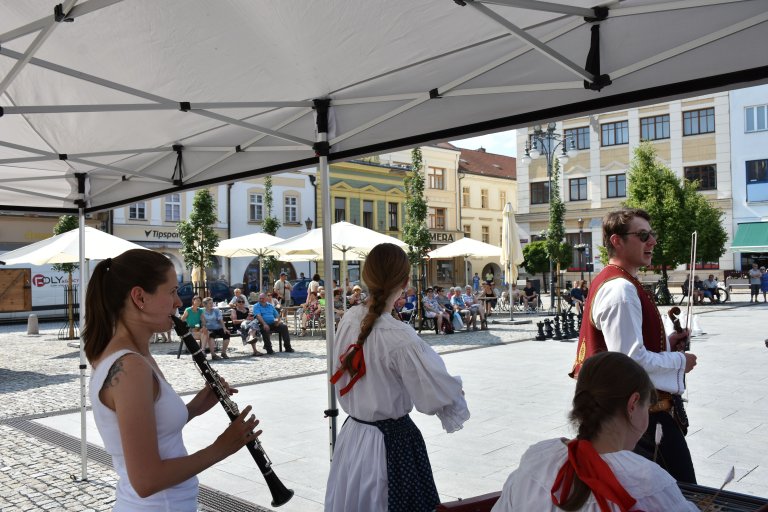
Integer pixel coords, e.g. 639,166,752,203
314,99,337,461
76,173,88,482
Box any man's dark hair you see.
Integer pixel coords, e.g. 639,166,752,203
602,208,651,257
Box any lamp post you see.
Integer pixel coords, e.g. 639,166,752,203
578,217,585,281
520,122,577,309
304,217,313,231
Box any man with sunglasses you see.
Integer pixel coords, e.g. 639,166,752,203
569,208,698,484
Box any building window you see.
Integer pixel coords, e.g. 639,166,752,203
334,197,346,223
427,167,445,189
388,202,399,231
128,202,146,220
480,189,489,209
606,174,626,198
566,232,593,271
463,224,471,238
745,104,768,133
481,226,489,244
428,207,446,230
601,121,629,146
363,200,374,229
462,187,470,207
683,107,715,136
530,181,550,205
499,190,506,207
746,159,768,202
564,126,590,150
569,178,588,201
165,193,181,222
640,115,670,141
284,195,298,224
684,165,717,190
249,193,263,222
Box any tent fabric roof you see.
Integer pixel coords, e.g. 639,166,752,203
1,0,767,213
730,222,768,253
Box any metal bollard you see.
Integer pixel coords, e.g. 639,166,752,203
27,314,39,335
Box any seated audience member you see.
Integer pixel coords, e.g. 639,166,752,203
479,281,497,316
438,286,464,330
229,288,249,307
332,288,346,324
308,273,322,295
509,283,522,305
201,297,231,358
299,291,321,336
491,352,699,512
347,285,366,306
230,297,263,356
463,285,486,329
451,287,476,330
683,277,704,305
422,287,451,334
252,293,294,353
180,295,215,360
580,280,589,300
522,280,539,312
694,275,713,303
569,280,585,315
702,274,720,303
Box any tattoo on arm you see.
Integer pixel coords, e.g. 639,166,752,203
102,357,128,389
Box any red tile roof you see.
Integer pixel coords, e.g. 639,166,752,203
436,142,516,180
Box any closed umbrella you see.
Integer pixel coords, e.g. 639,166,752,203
501,202,525,321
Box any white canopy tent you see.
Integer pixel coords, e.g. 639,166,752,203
426,237,502,286
2,0,768,472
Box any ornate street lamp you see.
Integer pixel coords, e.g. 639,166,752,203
520,122,577,309
304,217,314,231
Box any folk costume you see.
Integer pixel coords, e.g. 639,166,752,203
325,305,469,512
490,438,699,511
570,264,696,483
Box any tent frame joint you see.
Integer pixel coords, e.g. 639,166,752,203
179,101,191,112
324,408,339,418
429,88,442,99
313,141,330,157
54,4,75,23
584,6,608,23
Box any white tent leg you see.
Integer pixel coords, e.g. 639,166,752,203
315,100,337,461
77,200,88,481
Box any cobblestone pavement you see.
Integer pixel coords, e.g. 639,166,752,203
0,298,754,511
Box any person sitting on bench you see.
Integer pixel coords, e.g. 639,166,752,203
522,280,538,312
252,293,294,353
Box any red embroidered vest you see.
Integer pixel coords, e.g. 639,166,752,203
569,264,666,379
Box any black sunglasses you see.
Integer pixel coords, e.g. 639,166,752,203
625,230,657,242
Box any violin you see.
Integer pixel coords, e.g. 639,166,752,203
667,306,689,351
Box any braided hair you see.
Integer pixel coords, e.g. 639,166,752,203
340,243,410,375
558,351,656,510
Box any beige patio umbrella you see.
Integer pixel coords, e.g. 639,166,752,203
426,236,501,286
501,202,525,320
213,232,284,293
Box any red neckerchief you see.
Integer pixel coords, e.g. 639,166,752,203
551,439,640,512
330,343,366,396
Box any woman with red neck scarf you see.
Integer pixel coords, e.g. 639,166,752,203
492,352,698,511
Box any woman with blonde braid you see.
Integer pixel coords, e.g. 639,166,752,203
325,243,470,512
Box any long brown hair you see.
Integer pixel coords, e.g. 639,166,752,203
82,249,174,363
340,243,409,375
557,351,656,510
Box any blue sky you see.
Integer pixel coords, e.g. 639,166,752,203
450,129,517,157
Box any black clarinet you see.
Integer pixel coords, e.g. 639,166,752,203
171,315,294,507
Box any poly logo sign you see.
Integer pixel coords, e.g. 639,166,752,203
32,274,69,287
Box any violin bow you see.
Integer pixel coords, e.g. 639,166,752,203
686,231,698,334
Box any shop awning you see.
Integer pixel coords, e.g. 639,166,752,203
730,222,768,253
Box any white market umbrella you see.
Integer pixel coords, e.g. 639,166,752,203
213,232,284,293
0,226,145,265
500,202,525,320
426,236,502,286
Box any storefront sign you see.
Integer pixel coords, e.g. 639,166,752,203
430,231,462,244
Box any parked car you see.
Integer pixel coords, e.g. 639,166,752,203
177,280,234,310
290,278,323,306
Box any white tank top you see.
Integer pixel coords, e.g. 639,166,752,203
90,349,198,511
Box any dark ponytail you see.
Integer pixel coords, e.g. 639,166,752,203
340,243,409,375
557,351,656,510
83,249,173,363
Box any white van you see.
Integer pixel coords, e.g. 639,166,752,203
0,260,84,323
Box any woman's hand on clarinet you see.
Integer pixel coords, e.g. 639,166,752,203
215,405,262,456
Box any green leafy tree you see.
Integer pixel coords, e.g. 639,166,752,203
625,142,727,282
522,240,549,287
546,158,567,266
178,189,220,296
52,215,79,339
403,148,431,266
261,176,281,285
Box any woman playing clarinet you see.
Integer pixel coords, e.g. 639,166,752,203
83,249,261,511
325,243,470,512
492,352,699,511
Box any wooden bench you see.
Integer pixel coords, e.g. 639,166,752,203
726,276,750,292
